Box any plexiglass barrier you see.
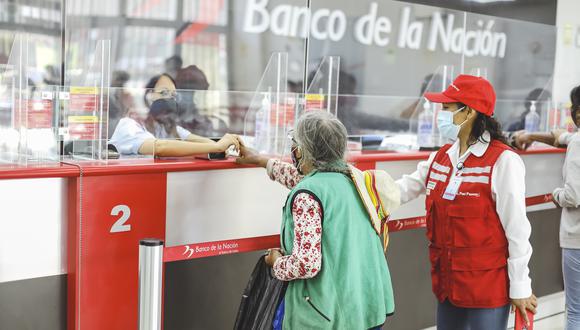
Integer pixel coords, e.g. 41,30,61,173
55,84,575,161
0,87,568,164
242,52,292,156
113,84,571,158
0,34,59,165
105,88,258,159
3,88,572,164
61,40,111,161
2,55,571,165
304,56,341,116
498,99,574,134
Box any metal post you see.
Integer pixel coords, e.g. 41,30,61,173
138,239,164,330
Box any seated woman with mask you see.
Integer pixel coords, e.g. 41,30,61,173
109,73,239,156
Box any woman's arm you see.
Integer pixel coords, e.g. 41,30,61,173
272,192,322,281
185,133,216,144
491,151,533,300
267,159,303,190
138,133,239,157
236,145,304,189
512,129,571,150
395,151,436,204
553,138,580,208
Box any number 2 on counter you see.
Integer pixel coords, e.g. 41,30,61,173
110,205,131,233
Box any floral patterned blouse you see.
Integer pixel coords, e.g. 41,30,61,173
267,159,323,281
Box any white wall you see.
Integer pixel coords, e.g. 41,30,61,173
0,178,67,283
553,0,580,103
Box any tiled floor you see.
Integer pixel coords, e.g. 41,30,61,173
423,292,567,330
531,312,565,330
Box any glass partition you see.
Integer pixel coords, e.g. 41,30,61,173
553,23,580,109
304,56,341,115
61,40,111,161
0,0,564,165
106,88,257,159
0,33,27,164
0,34,59,165
463,11,556,102
307,1,466,98
242,52,292,156
469,67,488,79
92,87,573,160
496,98,563,134
64,0,309,92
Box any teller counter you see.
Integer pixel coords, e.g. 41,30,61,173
0,148,566,329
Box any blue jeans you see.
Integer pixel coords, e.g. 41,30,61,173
564,248,580,330
437,299,510,330
272,299,284,330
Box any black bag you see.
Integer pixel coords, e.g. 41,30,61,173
233,256,287,330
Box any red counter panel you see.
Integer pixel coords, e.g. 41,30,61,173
68,173,167,330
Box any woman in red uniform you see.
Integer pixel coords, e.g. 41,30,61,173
396,75,538,329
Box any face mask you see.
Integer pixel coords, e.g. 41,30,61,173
291,145,303,175
437,107,467,141
150,98,177,117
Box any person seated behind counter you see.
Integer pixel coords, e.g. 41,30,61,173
109,73,239,156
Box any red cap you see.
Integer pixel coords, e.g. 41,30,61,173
424,75,496,116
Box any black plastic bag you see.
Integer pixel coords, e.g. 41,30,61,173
233,256,287,330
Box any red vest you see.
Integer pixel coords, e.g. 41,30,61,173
425,140,511,308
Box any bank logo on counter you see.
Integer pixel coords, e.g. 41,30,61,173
183,245,195,258
244,0,507,58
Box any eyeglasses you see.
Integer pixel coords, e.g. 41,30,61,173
153,89,178,99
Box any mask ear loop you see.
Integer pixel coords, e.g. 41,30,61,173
144,89,156,108
460,108,480,148
285,129,295,162
455,106,470,128
288,129,303,174
293,145,304,175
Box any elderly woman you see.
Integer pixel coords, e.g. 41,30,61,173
237,111,397,329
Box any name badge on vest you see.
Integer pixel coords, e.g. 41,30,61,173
442,176,463,200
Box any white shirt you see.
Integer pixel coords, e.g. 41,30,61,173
553,132,580,248
396,132,533,299
559,131,578,146
109,117,192,155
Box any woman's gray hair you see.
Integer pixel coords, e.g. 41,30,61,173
294,111,349,174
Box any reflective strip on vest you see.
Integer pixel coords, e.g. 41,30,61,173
461,175,490,184
461,166,492,174
432,161,451,174
429,172,447,182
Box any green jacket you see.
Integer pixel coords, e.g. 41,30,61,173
281,171,395,329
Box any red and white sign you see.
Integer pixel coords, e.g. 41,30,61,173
68,173,167,330
388,216,427,232
269,102,296,127
305,93,326,111
68,87,99,112
67,116,99,140
27,100,54,128
13,99,54,129
164,235,280,262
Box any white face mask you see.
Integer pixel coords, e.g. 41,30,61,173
437,107,467,141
